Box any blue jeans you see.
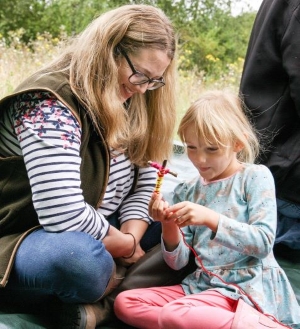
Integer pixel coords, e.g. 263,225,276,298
0,220,161,306
0,229,114,304
276,198,300,249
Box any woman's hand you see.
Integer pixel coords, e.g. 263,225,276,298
115,243,145,267
103,226,138,258
103,222,149,262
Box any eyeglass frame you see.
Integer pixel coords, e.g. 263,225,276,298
116,46,166,90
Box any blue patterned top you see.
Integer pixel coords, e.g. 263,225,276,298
162,163,300,328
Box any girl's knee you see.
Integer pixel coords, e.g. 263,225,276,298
114,291,132,321
159,303,187,329
159,305,174,328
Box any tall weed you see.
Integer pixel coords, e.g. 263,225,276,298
0,29,66,98
0,31,243,140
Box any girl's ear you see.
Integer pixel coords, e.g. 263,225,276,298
233,140,244,153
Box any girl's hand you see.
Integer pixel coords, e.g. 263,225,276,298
148,193,170,222
166,201,219,232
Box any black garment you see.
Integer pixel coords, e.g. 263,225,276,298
240,0,300,205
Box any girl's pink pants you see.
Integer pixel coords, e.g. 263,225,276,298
114,284,237,329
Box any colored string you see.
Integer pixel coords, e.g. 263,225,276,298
148,160,177,194
155,159,167,194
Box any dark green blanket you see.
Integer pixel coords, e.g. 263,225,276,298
0,255,299,329
1,149,299,329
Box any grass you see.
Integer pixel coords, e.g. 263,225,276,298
0,30,65,98
0,31,243,141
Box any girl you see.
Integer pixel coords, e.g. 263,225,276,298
114,90,300,329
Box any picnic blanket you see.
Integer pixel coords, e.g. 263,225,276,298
0,144,299,329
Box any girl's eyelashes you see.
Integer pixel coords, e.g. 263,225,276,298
207,147,219,152
186,145,219,152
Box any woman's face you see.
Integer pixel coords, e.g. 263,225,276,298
118,48,171,102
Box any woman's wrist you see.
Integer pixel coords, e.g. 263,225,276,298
122,232,136,259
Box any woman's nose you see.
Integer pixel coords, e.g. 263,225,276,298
134,83,149,94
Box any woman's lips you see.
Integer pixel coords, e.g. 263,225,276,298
122,84,134,100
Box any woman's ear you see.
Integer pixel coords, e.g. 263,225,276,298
233,140,244,153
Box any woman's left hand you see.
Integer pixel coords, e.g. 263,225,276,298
115,243,145,266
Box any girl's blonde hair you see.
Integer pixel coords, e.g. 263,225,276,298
178,90,260,163
41,4,177,167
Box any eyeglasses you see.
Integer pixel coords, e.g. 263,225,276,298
117,47,165,90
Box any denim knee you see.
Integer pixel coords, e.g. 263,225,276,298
14,229,114,303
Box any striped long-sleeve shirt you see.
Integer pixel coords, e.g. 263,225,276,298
0,92,156,240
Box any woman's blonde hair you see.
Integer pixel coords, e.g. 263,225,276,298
178,90,260,163
42,4,177,167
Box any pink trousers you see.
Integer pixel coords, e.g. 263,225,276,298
114,285,238,329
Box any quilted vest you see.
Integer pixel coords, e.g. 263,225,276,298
0,71,109,287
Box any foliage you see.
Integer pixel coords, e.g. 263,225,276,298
0,0,257,79
0,30,243,144
0,30,65,96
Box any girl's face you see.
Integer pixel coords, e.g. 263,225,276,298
184,125,242,182
118,48,171,102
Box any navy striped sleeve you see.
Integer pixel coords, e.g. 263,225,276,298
11,93,110,240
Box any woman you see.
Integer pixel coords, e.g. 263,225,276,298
0,4,177,328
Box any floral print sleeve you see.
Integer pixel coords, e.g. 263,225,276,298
10,92,110,240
